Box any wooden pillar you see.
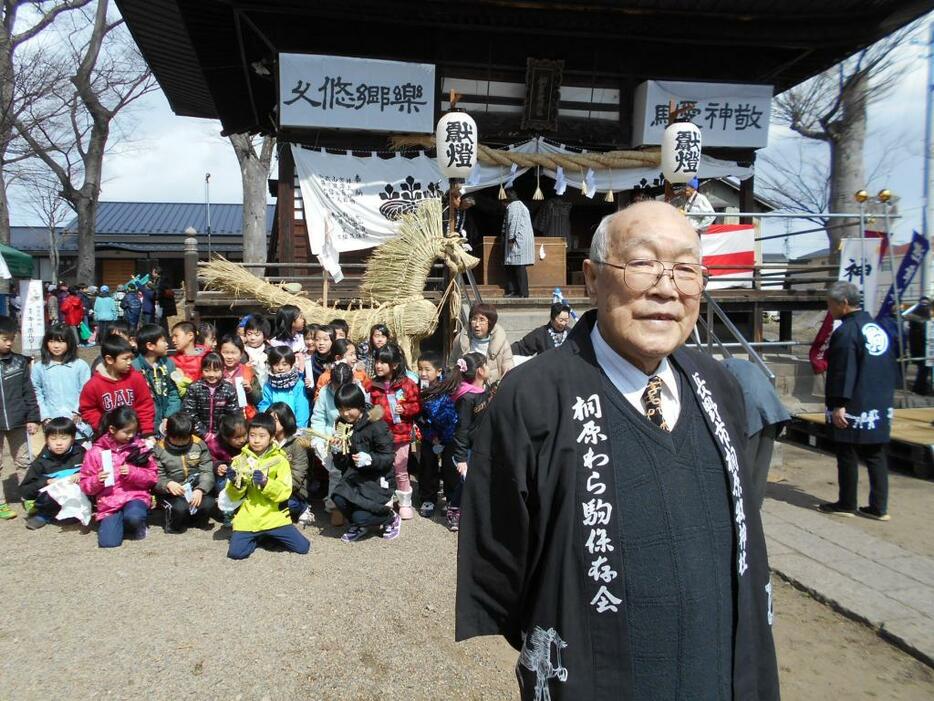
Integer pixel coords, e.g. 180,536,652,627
183,236,198,321
779,310,793,342
278,146,296,264
739,172,763,344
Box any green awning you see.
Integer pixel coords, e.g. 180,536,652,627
0,242,34,278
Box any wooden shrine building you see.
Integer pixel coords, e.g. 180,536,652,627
115,0,929,311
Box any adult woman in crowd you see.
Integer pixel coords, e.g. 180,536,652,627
453,303,513,386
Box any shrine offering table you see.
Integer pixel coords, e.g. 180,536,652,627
479,236,566,287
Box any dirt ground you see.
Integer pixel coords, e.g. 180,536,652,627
2,345,931,698
0,448,931,700
0,502,931,700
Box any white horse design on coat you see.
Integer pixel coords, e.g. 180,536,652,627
519,626,568,701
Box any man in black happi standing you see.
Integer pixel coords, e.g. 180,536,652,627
456,200,779,700
818,280,896,521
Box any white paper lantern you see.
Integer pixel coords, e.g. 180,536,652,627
436,111,478,179
661,121,702,184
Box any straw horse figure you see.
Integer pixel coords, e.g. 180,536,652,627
518,626,569,701
197,198,477,360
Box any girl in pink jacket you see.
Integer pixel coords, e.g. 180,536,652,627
80,406,158,548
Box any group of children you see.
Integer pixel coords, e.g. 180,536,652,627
0,303,492,558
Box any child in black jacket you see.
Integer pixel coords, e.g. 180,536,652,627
331,384,399,543
20,417,86,529
0,315,40,520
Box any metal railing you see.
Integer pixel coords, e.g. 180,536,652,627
699,289,776,383
457,267,484,331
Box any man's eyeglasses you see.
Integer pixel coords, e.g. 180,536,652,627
594,258,709,297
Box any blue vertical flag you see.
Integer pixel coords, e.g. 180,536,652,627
876,231,929,321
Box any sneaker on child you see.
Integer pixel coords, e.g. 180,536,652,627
298,507,315,526
382,512,401,540
447,507,461,532
419,501,435,518
341,525,366,543
0,503,17,520
25,514,49,530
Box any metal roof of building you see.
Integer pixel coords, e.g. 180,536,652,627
64,202,276,236
11,227,77,253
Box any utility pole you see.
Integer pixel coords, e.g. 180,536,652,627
922,23,934,295
205,173,212,258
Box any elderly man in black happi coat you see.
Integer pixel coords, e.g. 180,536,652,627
818,280,896,521
457,200,780,701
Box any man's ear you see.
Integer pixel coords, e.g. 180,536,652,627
582,259,599,304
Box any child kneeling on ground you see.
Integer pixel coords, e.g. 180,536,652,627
19,417,86,530
154,412,215,533
79,407,158,548
225,413,310,560
332,384,400,543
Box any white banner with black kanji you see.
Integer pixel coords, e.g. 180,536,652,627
291,140,755,259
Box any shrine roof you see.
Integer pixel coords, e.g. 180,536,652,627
115,0,930,136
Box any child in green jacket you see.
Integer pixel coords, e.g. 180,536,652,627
133,324,181,437
225,413,310,560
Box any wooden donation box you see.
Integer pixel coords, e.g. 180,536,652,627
481,236,567,287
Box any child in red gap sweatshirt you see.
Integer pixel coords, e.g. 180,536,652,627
367,342,420,520
79,335,155,436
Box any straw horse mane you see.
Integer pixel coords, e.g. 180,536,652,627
197,198,478,359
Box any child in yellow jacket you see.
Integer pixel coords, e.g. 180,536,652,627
225,413,310,560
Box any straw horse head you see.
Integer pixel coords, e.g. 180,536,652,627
198,197,478,360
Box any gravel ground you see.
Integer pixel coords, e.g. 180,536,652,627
0,508,517,700
2,345,931,699
1,501,932,700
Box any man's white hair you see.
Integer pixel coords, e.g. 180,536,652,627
588,204,701,263
589,212,619,263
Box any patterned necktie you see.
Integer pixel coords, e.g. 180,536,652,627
642,375,670,431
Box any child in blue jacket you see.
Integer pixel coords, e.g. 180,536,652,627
257,346,310,428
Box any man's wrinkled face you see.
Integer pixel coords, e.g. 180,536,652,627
583,201,702,374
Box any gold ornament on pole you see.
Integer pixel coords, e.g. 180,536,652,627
878,189,892,203
854,190,869,203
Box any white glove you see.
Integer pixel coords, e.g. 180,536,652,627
353,451,372,467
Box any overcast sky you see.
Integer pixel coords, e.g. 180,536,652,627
8,16,932,260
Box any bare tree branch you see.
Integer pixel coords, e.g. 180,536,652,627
10,0,92,48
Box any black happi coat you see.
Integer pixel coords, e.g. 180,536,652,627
511,324,563,357
825,310,896,445
456,310,779,701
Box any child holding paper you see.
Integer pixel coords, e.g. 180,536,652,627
242,315,270,387
181,352,241,440
154,412,215,533
368,342,420,520
218,334,261,420
225,413,310,560
206,413,248,527
79,407,158,548
20,417,86,530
